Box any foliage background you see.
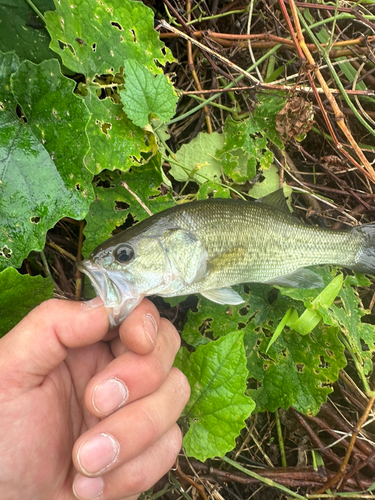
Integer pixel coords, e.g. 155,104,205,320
1,0,375,496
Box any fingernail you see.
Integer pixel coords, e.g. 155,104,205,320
81,296,104,311
92,378,128,415
143,313,158,346
77,433,119,475
73,474,104,500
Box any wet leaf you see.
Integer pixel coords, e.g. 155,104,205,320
0,53,93,270
120,60,178,128
0,0,56,64
175,332,255,461
45,0,173,79
0,268,54,337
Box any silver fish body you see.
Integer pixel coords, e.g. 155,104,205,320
78,190,375,327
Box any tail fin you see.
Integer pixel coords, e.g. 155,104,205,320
352,224,375,274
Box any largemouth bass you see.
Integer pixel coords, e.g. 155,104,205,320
77,189,375,327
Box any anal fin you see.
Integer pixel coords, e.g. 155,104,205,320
201,287,245,305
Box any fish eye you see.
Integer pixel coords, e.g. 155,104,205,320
114,244,135,264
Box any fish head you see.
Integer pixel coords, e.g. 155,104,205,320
77,221,208,328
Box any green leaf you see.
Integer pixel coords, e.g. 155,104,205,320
0,53,93,270
175,332,255,461
182,280,347,415
45,0,173,79
84,89,151,174
0,268,54,337
82,155,174,257
217,95,285,184
120,60,178,128
169,132,224,184
0,0,56,64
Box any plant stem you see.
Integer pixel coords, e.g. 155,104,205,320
24,0,46,24
274,410,287,467
223,456,307,500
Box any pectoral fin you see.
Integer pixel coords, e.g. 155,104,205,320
201,287,245,305
266,268,324,288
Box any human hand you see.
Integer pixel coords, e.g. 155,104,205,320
0,297,190,500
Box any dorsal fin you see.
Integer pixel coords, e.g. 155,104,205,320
255,188,291,213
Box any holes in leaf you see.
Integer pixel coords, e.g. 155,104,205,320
0,102,4,110
238,322,246,330
115,201,130,211
30,216,40,224
198,318,213,336
319,356,330,369
16,104,27,123
296,363,304,373
58,39,76,55
238,306,249,316
101,122,112,135
75,183,81,191
111,21,123,30
92,43,97,52
1,246,12,258
130,29,137,42
325,348,333,357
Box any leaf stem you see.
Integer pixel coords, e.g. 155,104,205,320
24,0,46,24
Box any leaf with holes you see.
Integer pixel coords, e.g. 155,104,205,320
182,270,347,415
280,272,375,376
0,52,93,270
175,331,255,461
82,155,174,257
120,60,178,128
84,89,152,175
0,0,56,64
217,95,285,184
45,0,173,79
0,268,54,337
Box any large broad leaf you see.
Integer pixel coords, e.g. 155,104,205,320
82,155,174,257
0,268,54,337
0,52,93,270
45,0,172,175
182,271,347,415
45,0,173,79
0,0,56,64
175,332,254,461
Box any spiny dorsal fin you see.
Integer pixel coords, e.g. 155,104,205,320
255,188,291,214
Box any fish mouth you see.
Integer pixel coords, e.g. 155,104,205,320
77,259,140,328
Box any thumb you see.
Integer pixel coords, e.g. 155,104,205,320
0,298,109,391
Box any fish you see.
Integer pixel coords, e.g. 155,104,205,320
77,189,375,327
